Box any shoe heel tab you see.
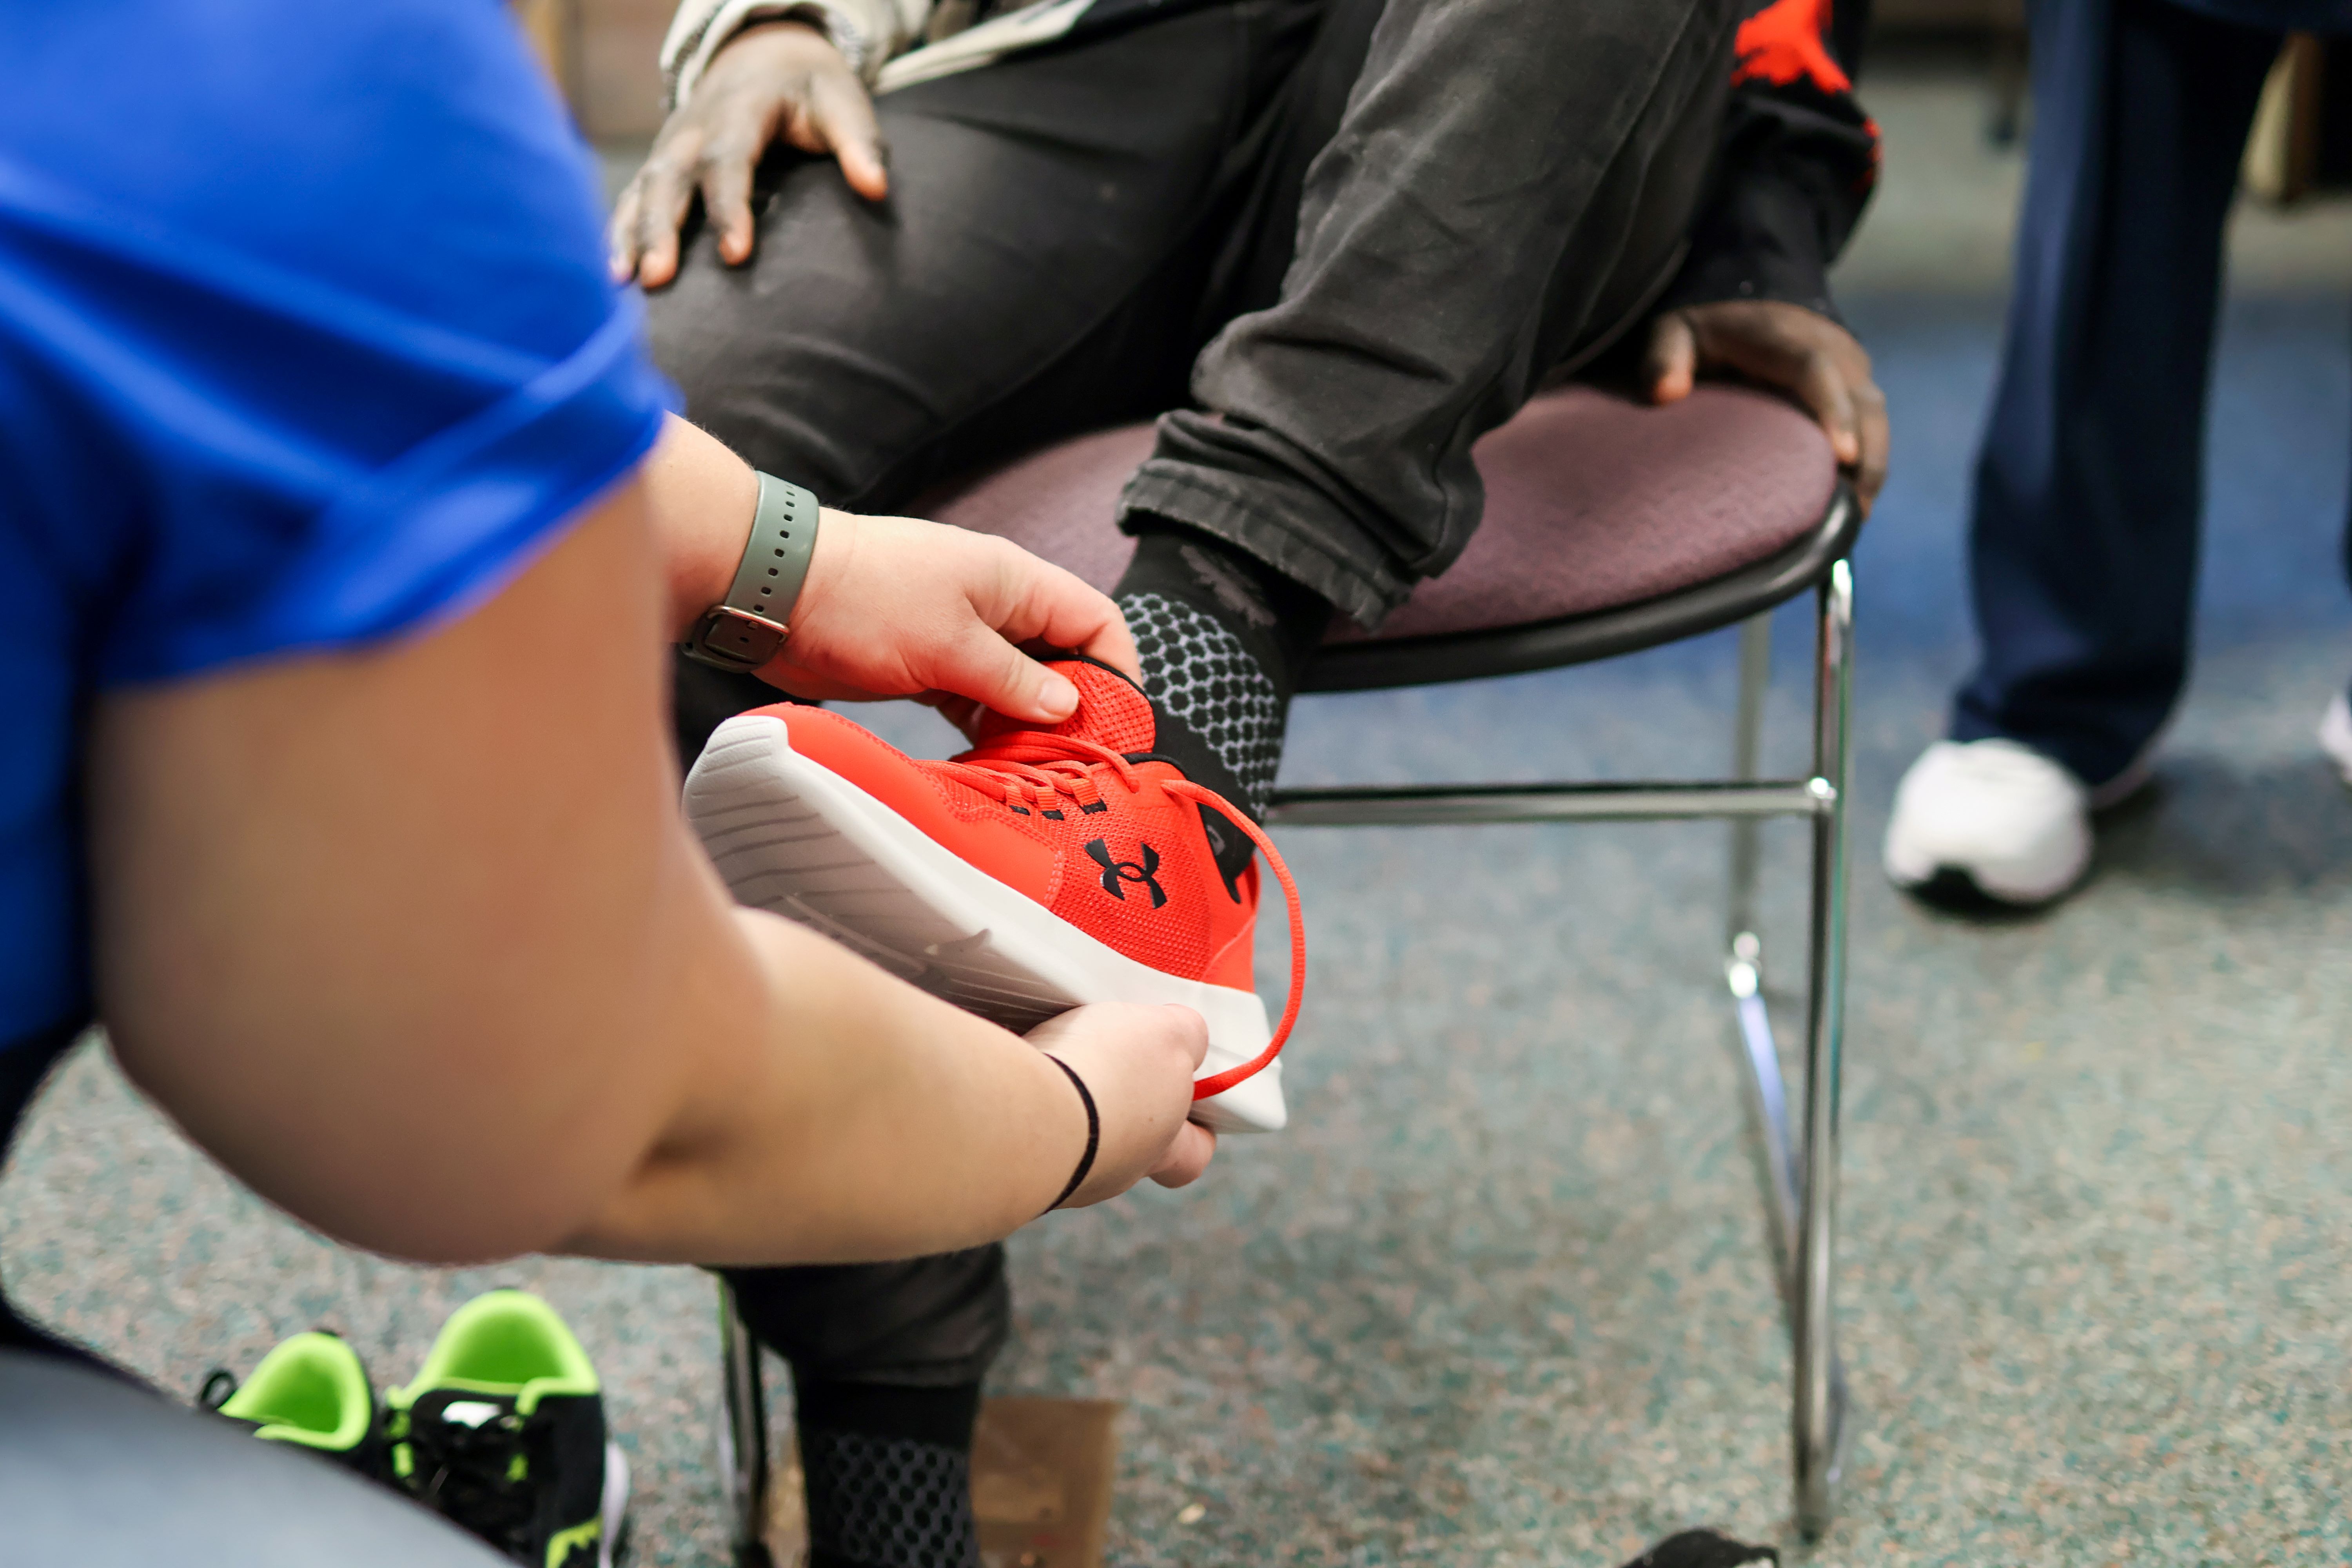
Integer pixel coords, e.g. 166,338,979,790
1044,649,1146,697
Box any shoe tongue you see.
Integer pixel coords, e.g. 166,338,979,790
973,659,1158,755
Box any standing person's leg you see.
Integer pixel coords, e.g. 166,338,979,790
1103,0,1738,817
1951,0,2280,789
1885,0,2279,905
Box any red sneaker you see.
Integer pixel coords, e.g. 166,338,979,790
683,660,1302,1132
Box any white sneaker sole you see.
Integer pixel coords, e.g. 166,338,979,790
1882,828,2090,906
599,1441,630,1568
2320,691,2352,787
685,713,1287,1134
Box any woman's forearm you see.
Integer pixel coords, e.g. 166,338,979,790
560,901,1093,1265
639,412,762,639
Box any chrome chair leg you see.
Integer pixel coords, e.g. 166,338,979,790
1726,610,1802,1281
716,1283,773,1566
1727,610,1772,951
1792,561,1854,1537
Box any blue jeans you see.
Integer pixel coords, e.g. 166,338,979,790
1951,0,2350,789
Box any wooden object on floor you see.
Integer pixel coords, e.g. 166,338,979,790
763,1397,1122,1568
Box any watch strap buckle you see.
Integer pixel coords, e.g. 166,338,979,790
681,604,789,672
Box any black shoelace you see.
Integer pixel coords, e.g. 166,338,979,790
406,1406,543,1554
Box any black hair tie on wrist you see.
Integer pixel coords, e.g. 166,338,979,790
1042,1054,1100,1212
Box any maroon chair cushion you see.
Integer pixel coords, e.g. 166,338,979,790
918,383,1840,642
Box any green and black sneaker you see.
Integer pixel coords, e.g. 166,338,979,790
198,1329,387,1479
385,1290,629,1568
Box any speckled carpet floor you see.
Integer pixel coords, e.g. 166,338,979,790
8,90,2352,1568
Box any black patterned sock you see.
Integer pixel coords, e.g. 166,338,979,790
797,1379,982,1568
1112,524,1332,821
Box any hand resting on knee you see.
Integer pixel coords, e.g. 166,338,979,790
612,20,886,289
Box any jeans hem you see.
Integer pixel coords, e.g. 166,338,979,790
1116,462,1404,628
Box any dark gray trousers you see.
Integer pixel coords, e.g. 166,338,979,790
652,0,1736,1386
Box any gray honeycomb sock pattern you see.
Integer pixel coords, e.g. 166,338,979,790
1118,590,1285,817
801,1429,980,1568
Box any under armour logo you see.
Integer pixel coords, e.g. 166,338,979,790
1085,838,1166,908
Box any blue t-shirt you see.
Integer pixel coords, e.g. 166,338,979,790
0,1,675,1055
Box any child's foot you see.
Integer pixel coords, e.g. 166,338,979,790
685,658,1301,1132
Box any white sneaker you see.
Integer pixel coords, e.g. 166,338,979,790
1883,739,2094,906
2320,690,2352,786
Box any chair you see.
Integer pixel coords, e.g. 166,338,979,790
715,381,1861,1557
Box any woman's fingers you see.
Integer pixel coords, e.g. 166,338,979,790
762,512,1140,717
941,625,1083,724
905,538,1137,720
989,550,1140,686
1149,1122,1218,1189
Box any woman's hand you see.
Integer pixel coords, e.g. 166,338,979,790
1642,299,1889,515
1024,1005,1218,1205
758,508,1142,727
642,416,1136,727
610,20,886,289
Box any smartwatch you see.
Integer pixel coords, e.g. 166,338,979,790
680,472,820,673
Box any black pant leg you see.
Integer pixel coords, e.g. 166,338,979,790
1122,0,1740,626
652,0,1330,761
720,1247,1010,1389
645,0,1324,516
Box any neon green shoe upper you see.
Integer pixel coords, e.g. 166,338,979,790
387,1289,601,1417
206,1330,381,1472
385,1291,620,1568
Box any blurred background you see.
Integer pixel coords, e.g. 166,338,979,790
7,7,2351,1565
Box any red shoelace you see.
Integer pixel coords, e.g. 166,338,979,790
939,732,1303,1099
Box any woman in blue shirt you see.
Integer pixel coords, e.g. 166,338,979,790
0,0,1208,1553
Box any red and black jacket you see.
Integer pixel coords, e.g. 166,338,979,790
1668,0,1880,320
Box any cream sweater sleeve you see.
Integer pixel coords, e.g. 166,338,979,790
660,0,933,103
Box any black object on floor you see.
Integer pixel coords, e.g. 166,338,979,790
1619,1528,1778,1568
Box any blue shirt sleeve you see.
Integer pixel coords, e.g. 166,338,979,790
0,0,677,1045
0,0,677,688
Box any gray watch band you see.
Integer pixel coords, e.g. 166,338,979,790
681,473,820,673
